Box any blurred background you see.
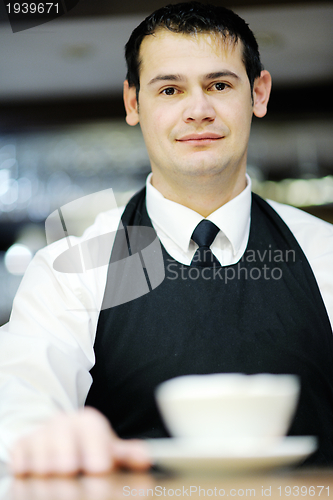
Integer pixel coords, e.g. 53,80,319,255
0,0,332,324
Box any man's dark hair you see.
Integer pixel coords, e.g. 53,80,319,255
125,1,263,97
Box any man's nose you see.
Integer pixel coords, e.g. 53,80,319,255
182,90,216,124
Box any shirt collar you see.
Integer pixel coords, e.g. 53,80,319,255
146,173,252,257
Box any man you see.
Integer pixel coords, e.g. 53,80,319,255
1,1,333,476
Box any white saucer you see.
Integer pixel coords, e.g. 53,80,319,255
146,436,317,474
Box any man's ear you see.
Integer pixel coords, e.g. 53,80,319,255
253,70,272,118
123,80,139,126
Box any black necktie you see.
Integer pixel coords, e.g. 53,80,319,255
190,220,220,267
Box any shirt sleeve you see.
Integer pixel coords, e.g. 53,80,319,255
0,209,121,461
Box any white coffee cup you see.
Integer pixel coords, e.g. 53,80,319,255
155,373,300,448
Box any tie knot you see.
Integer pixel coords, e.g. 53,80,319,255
191,220,220,248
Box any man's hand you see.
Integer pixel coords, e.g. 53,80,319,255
10,407,151,476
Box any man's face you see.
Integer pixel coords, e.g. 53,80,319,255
125,30,263,193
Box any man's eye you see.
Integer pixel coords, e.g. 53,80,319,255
213,82,228,91
162,87,177,96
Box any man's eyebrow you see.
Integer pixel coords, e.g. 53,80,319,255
147,71,240,86
205,71,240,80
148,74,185,86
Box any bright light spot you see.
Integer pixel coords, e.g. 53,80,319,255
4,244,33,275
0,179,18,207
0,169,10,196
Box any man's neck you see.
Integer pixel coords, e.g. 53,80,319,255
150,170,247,217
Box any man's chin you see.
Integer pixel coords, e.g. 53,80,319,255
176,160,228,178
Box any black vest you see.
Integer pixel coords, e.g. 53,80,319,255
86,189,333,465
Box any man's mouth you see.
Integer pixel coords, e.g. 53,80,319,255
176,133,223,145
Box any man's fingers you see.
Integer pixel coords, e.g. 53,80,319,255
42,415,81,476
9,408,151,477
11,416,81,477
76,408,115,475
112,439,151,471
11,437,30,477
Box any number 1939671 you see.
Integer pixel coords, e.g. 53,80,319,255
278,486,330,496
6,3,60,14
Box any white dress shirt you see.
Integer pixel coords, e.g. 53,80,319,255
146,173,251,267
0,174,332,460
